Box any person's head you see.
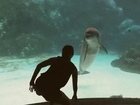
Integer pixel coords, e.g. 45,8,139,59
62,45,74,59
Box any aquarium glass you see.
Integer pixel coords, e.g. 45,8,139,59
0,0,140,104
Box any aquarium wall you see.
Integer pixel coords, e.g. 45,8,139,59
0,0,140,105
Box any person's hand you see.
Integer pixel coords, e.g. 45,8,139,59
29,85,34,92
29,80,34,92
72,94,78,101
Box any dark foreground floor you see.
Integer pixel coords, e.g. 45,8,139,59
27,98,140,105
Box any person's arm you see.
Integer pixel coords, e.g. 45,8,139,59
29,57,55,92
72,66,78,100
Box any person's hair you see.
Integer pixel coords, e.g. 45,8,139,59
62,45,74,58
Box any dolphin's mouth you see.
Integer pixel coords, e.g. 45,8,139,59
85,34,95,39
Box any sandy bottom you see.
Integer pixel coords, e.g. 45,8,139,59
0,53,140,105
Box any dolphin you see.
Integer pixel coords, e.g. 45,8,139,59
79,27,108,75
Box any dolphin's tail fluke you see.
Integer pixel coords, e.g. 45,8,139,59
78,70,90,75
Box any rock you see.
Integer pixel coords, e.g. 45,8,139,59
111,47,140,74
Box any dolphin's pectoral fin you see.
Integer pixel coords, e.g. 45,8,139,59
100,44,108,54
84,47,87,61
78,70,90,75
84,38,88,61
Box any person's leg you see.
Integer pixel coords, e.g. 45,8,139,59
53,90,71,105
49,101,54,105
42,95,54,105
42,90,71,105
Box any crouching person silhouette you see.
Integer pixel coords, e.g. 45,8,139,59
29,45,78,105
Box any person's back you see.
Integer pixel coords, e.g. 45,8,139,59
37,56,76,89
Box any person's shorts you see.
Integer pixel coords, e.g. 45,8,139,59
35,82,62,101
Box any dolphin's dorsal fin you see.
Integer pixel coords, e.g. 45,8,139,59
100,44,108,54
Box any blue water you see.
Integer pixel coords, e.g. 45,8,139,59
0,54,140,105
